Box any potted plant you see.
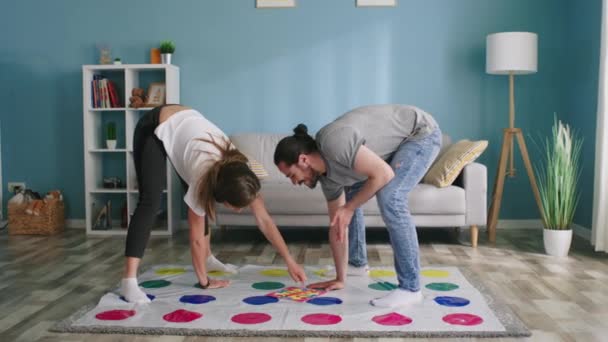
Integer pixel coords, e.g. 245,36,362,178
159,40,175,64
535,118,583,257
106,122,117,149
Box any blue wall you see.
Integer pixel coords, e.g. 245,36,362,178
0,0,598,225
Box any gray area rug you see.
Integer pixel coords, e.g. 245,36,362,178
51,265,531,338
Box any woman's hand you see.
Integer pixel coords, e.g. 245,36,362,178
286,260,308,284
200,278,231,289
307,279,344,291
330,205,354,242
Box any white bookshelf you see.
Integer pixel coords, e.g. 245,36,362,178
82,64,181,236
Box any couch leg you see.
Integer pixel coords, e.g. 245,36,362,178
470,225,478,248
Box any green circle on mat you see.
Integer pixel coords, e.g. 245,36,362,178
252,281,285,290
368,282,398,291
140,279,171,288
426,282,459,291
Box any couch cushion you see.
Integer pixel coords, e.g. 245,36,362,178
408,183,465,215
423,139,488,187
229,134,290,183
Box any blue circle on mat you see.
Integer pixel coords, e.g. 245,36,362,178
179,295,216,304
120,294,155,302
307,297,343,306
243,295,279,305
434,296,470,307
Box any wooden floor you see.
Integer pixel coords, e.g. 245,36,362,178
1,226,607,342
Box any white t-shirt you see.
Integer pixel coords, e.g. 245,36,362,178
154,109,228,216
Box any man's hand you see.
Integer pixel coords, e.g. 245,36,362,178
330,205,354,243
307,279,344,291
287,261,308,284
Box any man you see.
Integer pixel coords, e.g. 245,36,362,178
273,104,441,308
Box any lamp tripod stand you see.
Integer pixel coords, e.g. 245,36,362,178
486,72,545,242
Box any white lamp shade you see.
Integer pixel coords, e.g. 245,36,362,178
486,32,538,75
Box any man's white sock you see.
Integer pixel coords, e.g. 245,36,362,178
121,278,151,304
206,254,237,273
370,289,423,308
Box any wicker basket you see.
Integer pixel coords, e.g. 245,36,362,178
8,199,65,235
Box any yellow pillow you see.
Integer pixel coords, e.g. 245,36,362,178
423,140,488,187
247,157,269,179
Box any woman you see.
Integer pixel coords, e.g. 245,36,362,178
122,104,306,303
273,104,441,308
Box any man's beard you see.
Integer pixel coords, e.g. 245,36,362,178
306,171,320,189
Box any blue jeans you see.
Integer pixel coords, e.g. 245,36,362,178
346,128,442,291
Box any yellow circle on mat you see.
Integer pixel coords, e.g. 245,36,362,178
370,270,396,278
155,268,186,276
208,270,229,277
314,269,331,277
421,269,450,278
260,269,289,277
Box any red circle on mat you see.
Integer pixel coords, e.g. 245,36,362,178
301,313,342,325
95,309,135,321
231,312,272,324
372,312,413,326
442,313,483,326
163,309,203,323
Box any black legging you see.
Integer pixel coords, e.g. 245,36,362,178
125,105,208,258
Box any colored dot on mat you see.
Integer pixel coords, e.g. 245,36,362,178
231,312,272,324
208,270,228,277
243,296,279,305
120,294,155,302
434,296,470,307
95,309,135,321
442,313,484,326
251,281,285,290
368,282,398,291
163,309,203,323
313,269,331,277
140,279,171,288
421,269,450,278
155,267,186,275
307,297,343,306
369,269,397,278
179,295,216,304
426,282,459,291
372,312,413,326
260,269,289,277
301,313,342,325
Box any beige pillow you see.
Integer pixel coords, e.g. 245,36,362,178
247,157,269,179
423,140,488,187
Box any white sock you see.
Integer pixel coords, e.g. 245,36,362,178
120,278,151,304
347,264,369,276
370,289,423,308
206,254,237,273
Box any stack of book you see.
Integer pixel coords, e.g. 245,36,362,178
91,75,121,108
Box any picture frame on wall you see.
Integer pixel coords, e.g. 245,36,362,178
256,0,296,8
356,0,396,7
145,83,166,107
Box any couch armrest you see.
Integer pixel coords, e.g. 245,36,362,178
462,162,487,226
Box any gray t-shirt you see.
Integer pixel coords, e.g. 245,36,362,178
315,104,438,201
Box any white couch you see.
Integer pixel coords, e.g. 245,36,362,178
215,133,487,247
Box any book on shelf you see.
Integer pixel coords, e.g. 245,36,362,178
91,74,121,108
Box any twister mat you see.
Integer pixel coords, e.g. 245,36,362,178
52,265,530,338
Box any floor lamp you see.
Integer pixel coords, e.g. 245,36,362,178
485,32,545,243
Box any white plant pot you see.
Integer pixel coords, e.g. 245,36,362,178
543,229,573,257
106,140,117,150
161,53,172,64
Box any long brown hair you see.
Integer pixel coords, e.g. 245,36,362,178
196,134,260,221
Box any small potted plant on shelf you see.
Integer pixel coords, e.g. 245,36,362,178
535,117,583,257
106,122,117,149
160,40,175,64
